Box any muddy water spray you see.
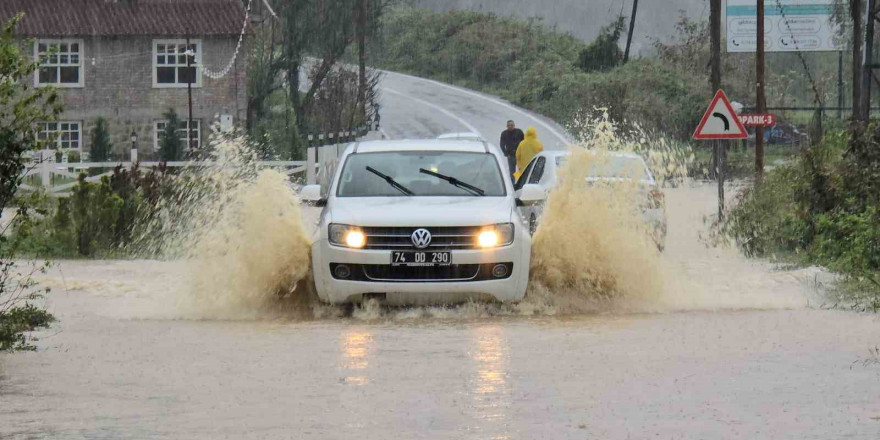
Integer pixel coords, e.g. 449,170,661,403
135,134,313,319
522,112,687,313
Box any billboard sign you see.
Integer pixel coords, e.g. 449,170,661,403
726,0,843,52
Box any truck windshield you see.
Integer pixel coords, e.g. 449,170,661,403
337,151,506,197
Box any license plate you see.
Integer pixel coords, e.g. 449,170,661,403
391,251,452,266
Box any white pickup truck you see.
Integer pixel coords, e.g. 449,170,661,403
301,139,534,305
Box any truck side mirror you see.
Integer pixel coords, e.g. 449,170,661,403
517,184,545,205
300,184,326,207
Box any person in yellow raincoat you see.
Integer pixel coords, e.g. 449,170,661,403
514,127,543,181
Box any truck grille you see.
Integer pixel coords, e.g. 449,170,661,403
362,226,483,250
363,264,481,281
329,263,514,283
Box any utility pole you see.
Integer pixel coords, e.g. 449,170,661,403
838,50,844,119
357,0,368,125
623,0,639,62
852,0,864,120
862,0,876,121
755,0,766,183
710,0,723,217
186,35,195,156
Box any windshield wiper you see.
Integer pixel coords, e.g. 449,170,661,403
366,166,414,196
419,168,485,196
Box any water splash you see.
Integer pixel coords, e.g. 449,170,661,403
523,111,680,314
133,131,314,319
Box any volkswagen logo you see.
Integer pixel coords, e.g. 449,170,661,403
411,228,432,249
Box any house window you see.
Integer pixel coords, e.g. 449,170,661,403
35,40,84,87
153,40,201,87
37,121,81,150
154,119,201,150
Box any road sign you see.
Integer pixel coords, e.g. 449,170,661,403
693,90,748,140
726,0,843,53
739,113,777,127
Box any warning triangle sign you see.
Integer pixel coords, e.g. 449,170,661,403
693,90,748,140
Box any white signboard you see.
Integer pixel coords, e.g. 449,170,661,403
726,0,843,52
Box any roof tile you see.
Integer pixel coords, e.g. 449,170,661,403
0,0,246,37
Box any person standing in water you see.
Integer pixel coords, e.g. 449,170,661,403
500,120,524,183
514,126,543,181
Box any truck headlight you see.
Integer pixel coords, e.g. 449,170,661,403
329,224,366,249
477,223,514,248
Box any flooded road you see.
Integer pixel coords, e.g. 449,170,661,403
3,184,879,439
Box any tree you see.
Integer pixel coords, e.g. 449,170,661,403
247,18,283,131
246,0,389,158
357,0,369,122
578,16,626,72
0,15,60,350
158,109,183,162
851,0,864,120
282,0,356,133
89,117,112,162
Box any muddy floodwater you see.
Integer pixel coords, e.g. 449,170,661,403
2,184,880,439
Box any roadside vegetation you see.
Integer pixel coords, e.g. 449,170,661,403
722,128,880,311
374,7,760,137
1,15,59,350
371,6,704,140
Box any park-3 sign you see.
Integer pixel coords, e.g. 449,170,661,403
726,0,843,53
739,113,777,127
693,90,748,140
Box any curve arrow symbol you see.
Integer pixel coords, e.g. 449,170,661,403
712,112,730,131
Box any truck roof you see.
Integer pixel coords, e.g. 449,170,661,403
352,139,490,154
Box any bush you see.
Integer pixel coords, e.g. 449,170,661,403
0,303,55,351
159,108,184,161
13,165,170,258
54,149,81,163
89,117,113,163
811,207,880,274
543,60,706,140
724,164,812,257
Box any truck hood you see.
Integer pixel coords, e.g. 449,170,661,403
328,197,514,227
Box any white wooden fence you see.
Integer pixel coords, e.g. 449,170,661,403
19,144,350,196
19,149,310,196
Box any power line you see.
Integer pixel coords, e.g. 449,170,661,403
261,0,279,19
774,0,824,106
202,0,253,79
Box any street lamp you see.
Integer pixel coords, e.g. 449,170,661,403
130,130,138,163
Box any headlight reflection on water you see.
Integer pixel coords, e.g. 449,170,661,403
341,328,374,386
469,324,511,437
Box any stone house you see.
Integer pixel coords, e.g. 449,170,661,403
1,0,248,160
